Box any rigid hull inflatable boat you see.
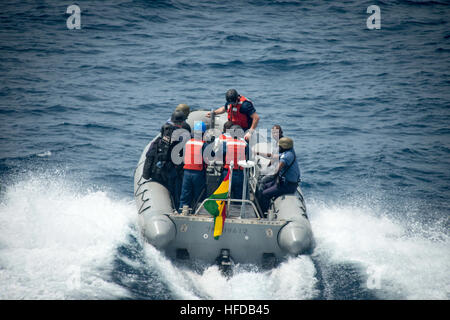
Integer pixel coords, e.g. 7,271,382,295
134,110,314,267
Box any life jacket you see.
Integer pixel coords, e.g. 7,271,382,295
224,136,247,170
184,138,205,171
226,95,251,130
218,133,228,144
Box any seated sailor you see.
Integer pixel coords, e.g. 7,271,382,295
257,137,300,213
219,121,248,199
256,124,285,183
179,121,208,212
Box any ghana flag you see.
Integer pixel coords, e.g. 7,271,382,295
203,169,230,239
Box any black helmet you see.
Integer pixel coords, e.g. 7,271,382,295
175,103,190,118
171,110,185,123
225,89,239,104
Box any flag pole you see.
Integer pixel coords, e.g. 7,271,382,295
227,161,234,217
240,164,248,219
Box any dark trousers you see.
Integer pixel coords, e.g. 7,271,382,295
167,167,183,209
179,169,206,210
259,178,297,213
222,169,244,199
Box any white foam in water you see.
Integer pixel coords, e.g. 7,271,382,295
142,243,319,300
36,151,52,157
6,174,447,300
0,175,136,299
141,244,199,299
184,256,319,300
308,200,450,300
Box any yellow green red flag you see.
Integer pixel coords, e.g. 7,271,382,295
203,169,230,239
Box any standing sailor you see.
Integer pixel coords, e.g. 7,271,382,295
207,89,260,141
165,110,191,209
179,121,208,212
219,122,248,199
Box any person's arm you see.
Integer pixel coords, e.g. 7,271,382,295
249,112,259,131
206,106,226,118
275,160,285,175
256,151,272,158
244,112,259,140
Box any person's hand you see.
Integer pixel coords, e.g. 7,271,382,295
244,130,253,141
205,111,212,118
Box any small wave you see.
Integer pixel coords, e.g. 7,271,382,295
401,0,449,6
45,105,80,113
207,60,245,69
36,151,52,157
0,108,17,114
224,34,253,42
54,122,120,132
72,94,105,102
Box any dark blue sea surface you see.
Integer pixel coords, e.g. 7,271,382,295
0,0,449,299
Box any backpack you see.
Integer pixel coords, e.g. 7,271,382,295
142,123,181,182
142,136,162,181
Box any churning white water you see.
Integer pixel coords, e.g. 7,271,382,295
0,174,135,299
308,199,450,299
1,174,448,300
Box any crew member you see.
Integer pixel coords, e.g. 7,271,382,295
207,89,260,141
257,137,300,214
165,110,191,209
175,103,190,122
271,124,283,141
179,121,208,212
167,104,191,132
220,122,248,199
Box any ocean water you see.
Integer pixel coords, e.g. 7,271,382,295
0,0,449,300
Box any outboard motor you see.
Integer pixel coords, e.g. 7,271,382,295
216,248,233,276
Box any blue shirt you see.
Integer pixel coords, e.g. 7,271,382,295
279,148,300,183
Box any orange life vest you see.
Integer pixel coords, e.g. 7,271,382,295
184,138,205,171
220,134,247,170
227,95,251,130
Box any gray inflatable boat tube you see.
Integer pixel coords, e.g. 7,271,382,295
274,194,315,255
134,138,177,249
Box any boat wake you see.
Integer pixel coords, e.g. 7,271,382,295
308,198,449,300
1,173,448,299
0,173,135,299
140,243,319,300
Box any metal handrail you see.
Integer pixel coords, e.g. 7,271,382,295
194,198,262,219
